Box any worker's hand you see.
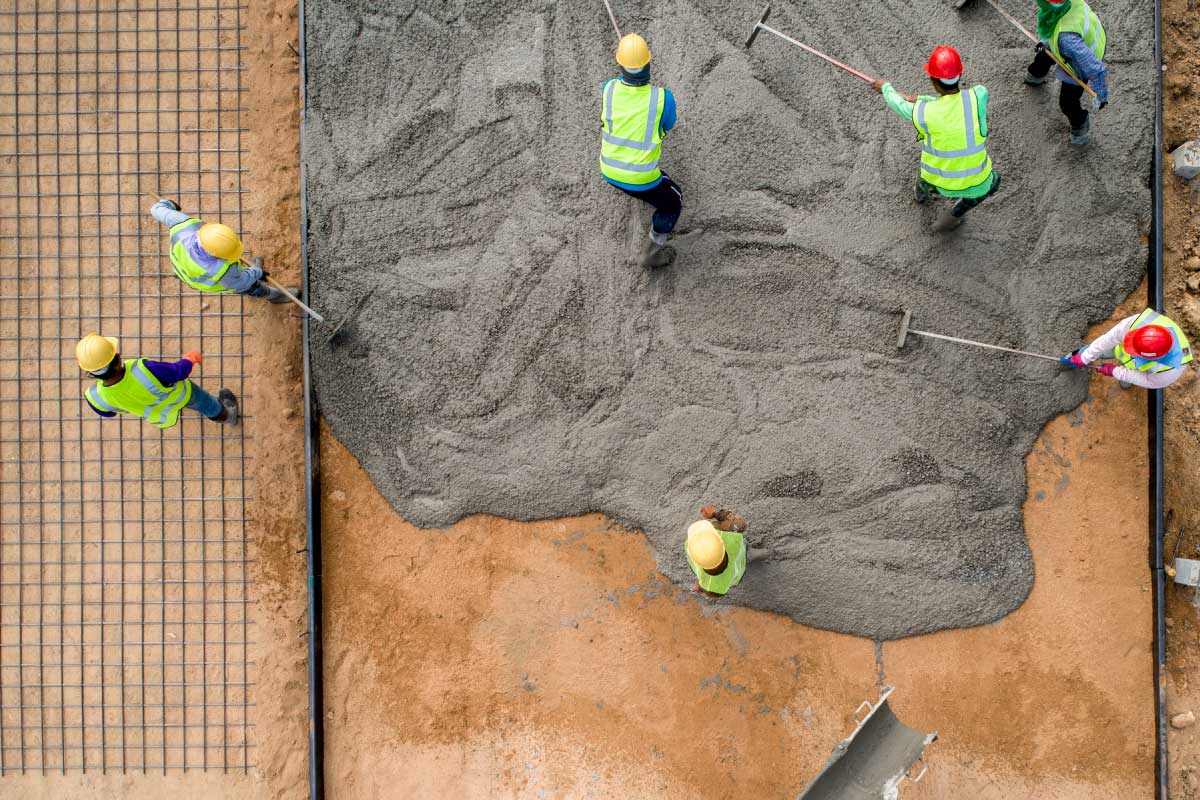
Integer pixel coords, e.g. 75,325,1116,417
700,505,718,519
1092,97,1108,111
1096,363,1116,377
1061,352,1086,369
158,198,181,211
870,78,886,94
182,350,203,365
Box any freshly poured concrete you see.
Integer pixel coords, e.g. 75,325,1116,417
304,0,1153,638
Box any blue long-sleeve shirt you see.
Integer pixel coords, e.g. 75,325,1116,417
150,200,263,292
85,358,194,417
600,79,676,191
1052,32,1109,102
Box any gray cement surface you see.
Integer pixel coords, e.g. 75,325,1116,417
304,0,1153,638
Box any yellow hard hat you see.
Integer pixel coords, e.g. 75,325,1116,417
76,333,119,373
687,519,726,571
616,33,651,70
197,223,244,262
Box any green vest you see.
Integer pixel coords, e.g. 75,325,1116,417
912,87,993,192
86,359,193,429
599,80,665,186
1048,0,1106,71
1113,309,1193,374
169,218,237,294
686,530,747,595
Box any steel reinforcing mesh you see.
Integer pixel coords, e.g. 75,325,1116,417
0,1,254,773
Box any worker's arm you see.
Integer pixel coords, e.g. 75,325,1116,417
141,358,195,387
879,82,916,121
213,259,264,293
660,88,676,135
1110,364,1184,390
149,199,190,228
1057,33,1109,102
1080,315,1137,364
973,85,989,138
84,397,117,418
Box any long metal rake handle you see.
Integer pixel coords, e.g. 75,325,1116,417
752,22,876,84
907,327,1064,362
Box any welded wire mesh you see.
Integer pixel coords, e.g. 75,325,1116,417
0,1,254,773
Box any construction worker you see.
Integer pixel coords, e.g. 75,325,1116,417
149,198,295,301
871,46,999,232
1024,0,1108,145
600,33,681,268
1062,308,1192,389
75,333,239,428
686,506,748,598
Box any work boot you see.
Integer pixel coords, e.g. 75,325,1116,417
931,208,964,232
1023,70,1047,86
1069,116,1090,146
914,183,931,205
638,232,673,268
217,389,240,426
267,286,300,304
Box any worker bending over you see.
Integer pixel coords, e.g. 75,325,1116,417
1025,0,1108,145
873,46,999,232
686,506,748,598
76,333,239,428
600,33,682,268
1063,308,1192,389
150,198,295,301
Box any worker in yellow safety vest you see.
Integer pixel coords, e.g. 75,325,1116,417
686,506,749,598
1062,308,1192,389
872,46,1000,232
600,33,682,268
150,198,297,301
76,333,239,429
1024,0,1108,145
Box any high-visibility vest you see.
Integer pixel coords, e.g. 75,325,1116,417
686,530,747,595
1048,0,1106,68
168,218,237,294
599,80,665,187
912,87,993,192
86,359,193,429
1113,309,1193,373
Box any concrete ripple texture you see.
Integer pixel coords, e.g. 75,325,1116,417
304,0,1153,638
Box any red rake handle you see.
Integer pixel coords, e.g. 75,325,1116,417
755,22,875,84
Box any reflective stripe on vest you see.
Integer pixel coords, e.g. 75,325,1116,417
1049,0,1106,68
912,87,993,190
1113,309,1194,374
89,359,193,429
599,81,665,186
168,218,236,293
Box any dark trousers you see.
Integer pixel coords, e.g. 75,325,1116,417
613,173,683,235
1028,49,1089,129
919,170,1001,218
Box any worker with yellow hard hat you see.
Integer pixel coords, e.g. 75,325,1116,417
601,33,682,268
75,333,239,429
150,198,296,301
685,506,749,598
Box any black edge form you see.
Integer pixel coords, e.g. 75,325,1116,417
1151,0,1167,796
297,0,326,797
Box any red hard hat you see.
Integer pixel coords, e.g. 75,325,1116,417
924,46,963,81
1124,324,1175,359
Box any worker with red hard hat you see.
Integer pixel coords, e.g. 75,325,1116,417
1024,0,1109,146
872,46,1000,232
1062,308,1192,389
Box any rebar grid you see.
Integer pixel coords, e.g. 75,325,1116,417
0,1,255,774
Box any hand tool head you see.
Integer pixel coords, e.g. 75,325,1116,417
896,309,912,349
745,4,771,49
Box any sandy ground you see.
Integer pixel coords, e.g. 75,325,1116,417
317,289,1152,798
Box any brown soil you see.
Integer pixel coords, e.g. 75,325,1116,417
1162,0,1200,797
320,288,1152,798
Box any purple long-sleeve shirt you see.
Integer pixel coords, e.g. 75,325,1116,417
85,358,194,417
